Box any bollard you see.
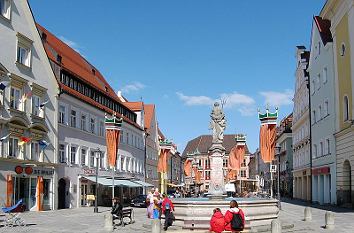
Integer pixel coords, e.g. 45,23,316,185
104,214,113,232
271,219,282,233
152,219,161,233
304,207,312,222
325,211,335,230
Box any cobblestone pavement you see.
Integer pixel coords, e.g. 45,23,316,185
279,199,354,233
0,201,353,233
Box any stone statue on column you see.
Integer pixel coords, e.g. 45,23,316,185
209,102,226,144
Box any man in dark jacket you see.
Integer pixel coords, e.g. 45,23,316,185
111,197,123,220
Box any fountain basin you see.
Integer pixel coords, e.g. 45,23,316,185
173,198,279,232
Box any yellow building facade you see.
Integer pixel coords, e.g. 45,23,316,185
321,0,354,207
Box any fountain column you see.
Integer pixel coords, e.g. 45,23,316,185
208,102,227,198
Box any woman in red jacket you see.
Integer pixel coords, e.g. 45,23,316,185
224,200,245,232
161,194,175,231
209,208,225,233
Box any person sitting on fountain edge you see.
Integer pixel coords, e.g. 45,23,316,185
209,208,225,233
111,197,123,221
224,200,245,232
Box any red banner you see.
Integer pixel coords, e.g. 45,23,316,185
157,148,170,173
259,124,276,163
6,175,13,207
184,160,192,176
106,129,120,168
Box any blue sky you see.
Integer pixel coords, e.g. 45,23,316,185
30,0,325,153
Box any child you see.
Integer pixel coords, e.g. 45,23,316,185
224,200,245,232
209,208,225,233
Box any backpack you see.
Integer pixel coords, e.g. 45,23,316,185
165,202,170,210
231,212,244,231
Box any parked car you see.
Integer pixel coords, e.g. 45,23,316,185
130,195,147,207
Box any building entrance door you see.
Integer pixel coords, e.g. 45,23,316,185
81,184,88,206
58,178,67,209
13,177,37,211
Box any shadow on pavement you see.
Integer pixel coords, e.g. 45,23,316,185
282,197,354,213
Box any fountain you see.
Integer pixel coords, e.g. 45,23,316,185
173,102,279,232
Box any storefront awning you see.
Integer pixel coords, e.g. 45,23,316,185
82,176,142,188
133,180,154,187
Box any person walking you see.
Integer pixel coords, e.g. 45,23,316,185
209,208,225,233
161,194,175,231
224,200,245,232
146,189,155,219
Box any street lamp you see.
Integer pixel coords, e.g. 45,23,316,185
94,147,101,213
275,145,281,210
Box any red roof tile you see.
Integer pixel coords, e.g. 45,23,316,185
144,104,155,130
125,102,144,111
36,24,123,105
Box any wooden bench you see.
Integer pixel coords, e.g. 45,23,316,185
114,208,134,227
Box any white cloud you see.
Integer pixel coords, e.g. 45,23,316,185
121,82,146,94
176,92,214,106
238,106,257,116
259,89,294,107
220,92,255,108
176,92,257,115
59,36,82,54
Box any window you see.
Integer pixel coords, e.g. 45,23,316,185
121,156,125,171
205,171,210,180
31,142,40,160
318,42,321,56
32,95,42,117
312,110,316,124
99,153,105,169
70,146,77,164
81,114,87,131
10,87,21,110
70,109,77,128
90,117,96,134
311,80,315,94
81,148,87,166
0,0,11,19
340,43,346,56
59,105,66,124
126,132,129,144
8,137,19,157
324,100,329,116
99,121,104,137
241,170,246,178
317,74,321,90
326,138,330,154
17,39,31,67
344,96,349,121
323,67,327,84
223,159,228,168
313,144,317,158
320,141,324,157
319,105,322,120
90,151,95,167
120,130,124,143
59,144,66,163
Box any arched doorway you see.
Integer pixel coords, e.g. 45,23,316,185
343,160,352,206
58,178,68,209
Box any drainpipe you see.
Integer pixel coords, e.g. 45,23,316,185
306,73,313,204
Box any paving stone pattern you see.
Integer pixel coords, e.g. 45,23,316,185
0,201,353,233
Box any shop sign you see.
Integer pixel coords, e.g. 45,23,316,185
313,167,330,176
83,168,96,175
14,166,54,176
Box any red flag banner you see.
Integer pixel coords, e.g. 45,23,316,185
37,176,44,211
228,145,245,172
157,149,170,173
106,129,120,168
184,160,192,176
6,175,13,207
259,124,276,163
193,167,202,184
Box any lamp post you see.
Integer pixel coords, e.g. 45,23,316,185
275,145,281,210
94,147,101,213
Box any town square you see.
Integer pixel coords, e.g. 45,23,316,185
1,0,354,232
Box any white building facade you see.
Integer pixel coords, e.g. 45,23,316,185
292,46,311,201
308,16,336,205
37,25,145,209
0,0,58,211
